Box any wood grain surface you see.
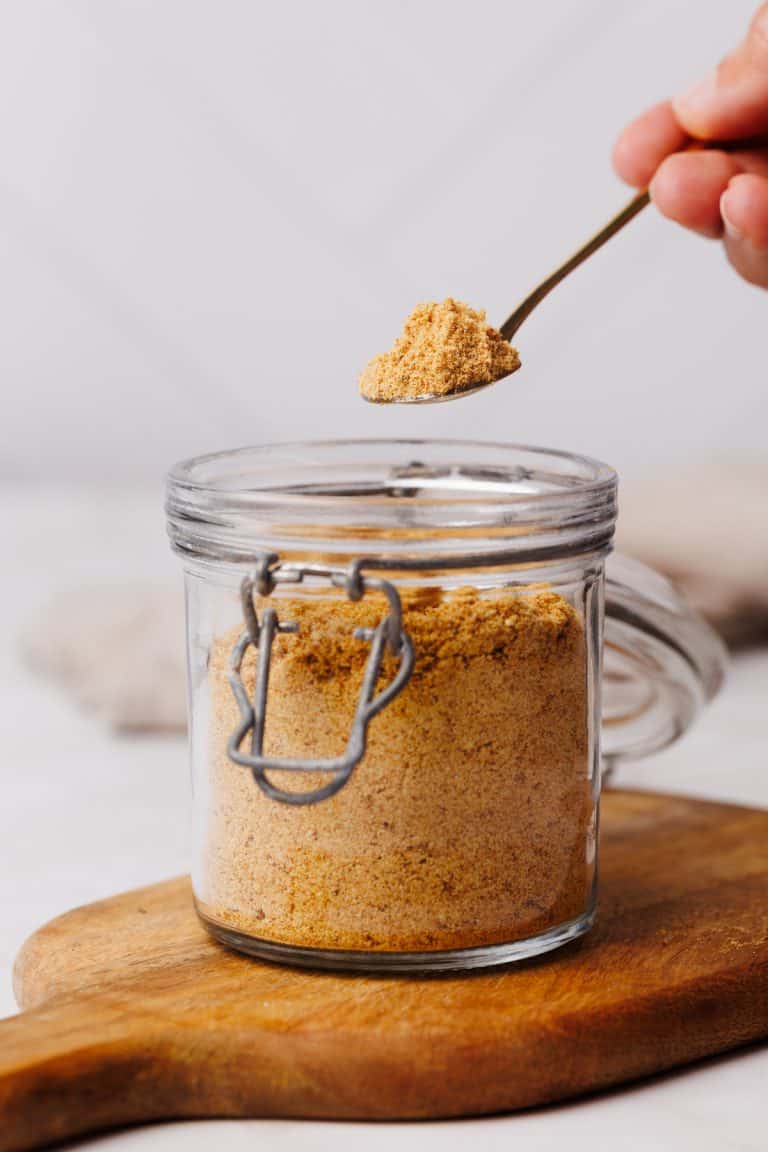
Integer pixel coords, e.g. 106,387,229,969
2,789,768,1151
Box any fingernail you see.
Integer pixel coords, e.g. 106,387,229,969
720,193,745,242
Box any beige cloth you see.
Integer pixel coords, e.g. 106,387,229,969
20,585,187,732
616,460,768,646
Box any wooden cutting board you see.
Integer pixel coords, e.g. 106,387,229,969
2,789,768,1151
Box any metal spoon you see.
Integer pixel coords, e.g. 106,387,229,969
364,186,649,405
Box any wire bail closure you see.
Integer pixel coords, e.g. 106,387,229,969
227,553,415,805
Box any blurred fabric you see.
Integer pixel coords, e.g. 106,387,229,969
20,585,186,732
617,460,768,646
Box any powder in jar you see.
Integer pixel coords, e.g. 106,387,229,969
359,298,520,402
200,586,594,954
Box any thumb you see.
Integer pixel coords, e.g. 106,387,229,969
674,3,768,139
721,172,768,287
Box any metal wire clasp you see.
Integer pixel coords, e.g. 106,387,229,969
227,553,415,805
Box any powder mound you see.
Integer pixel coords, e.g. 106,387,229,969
239,587,581,680
359,298,520,402
204,586,591,953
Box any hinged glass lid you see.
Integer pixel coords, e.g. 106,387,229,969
166,439,618,564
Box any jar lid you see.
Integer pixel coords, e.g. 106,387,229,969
166,439,617,566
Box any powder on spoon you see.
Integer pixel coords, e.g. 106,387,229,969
359,297,520,403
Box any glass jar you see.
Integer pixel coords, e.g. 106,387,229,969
166,440,725,973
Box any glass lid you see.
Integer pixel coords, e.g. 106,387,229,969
166,439,617,564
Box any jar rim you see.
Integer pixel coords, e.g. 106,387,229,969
166,439,618,565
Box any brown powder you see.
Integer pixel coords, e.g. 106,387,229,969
359,298,520,403
199,586,594,954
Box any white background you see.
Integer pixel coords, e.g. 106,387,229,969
0,0,764,486
1,2,767,1150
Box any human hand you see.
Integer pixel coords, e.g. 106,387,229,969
613,3,768,287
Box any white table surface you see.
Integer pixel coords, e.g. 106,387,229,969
2,487,766,1152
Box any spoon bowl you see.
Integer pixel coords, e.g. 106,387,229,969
362,376,513,405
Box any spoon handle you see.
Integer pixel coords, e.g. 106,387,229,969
500,188,650,342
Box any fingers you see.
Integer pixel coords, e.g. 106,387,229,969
613,101,688,188
648,147,768,238
674,3,768,139
614,5,768,185
649,150,743,237
649,153,768,285
721,172,768,286
613,6,768,287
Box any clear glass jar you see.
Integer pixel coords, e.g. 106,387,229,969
166,440,725,973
